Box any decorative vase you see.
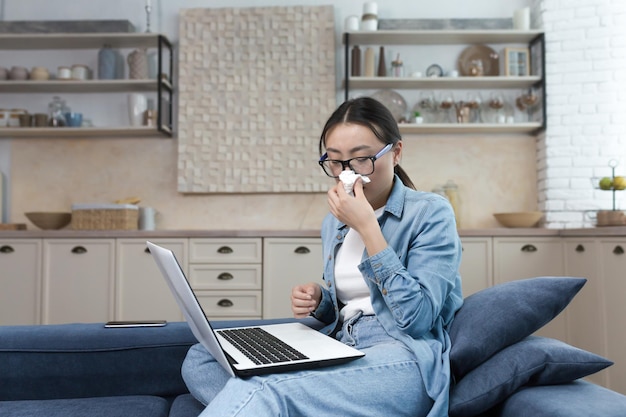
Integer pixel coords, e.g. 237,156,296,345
127,93,148,126
147,51,159,79
127,48,149,79
377,46,386,77
98,44,117,80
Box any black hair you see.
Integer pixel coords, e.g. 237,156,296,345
318,96,416,190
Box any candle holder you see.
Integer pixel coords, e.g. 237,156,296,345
145,4,152,33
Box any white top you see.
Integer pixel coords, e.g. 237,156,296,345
334,207,384,321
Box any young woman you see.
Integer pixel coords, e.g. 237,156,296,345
182,96,463,417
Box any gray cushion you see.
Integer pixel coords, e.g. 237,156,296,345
449,336,613,417
449,276,586,379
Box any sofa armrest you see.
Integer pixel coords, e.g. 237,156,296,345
0,322,197,401
0,317,320,401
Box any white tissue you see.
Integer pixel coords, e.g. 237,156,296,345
339,170,371,194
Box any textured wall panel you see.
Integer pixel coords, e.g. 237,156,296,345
178,6,336,193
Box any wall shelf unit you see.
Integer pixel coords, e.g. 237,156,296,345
0,126,171,138
0,79,173,94
343,30,546,135
397,122,542,134
0,32,174,138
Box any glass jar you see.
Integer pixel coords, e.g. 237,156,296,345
391,53,404,77
443,179,462,228
48,96,70,127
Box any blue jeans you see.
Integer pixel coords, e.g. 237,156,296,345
182,315,433,417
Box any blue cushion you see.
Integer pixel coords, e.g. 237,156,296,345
449,336,613,417
0,395,169,417
448,276,586,379
492,380,626,417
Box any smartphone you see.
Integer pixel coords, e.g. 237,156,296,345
104,320,167,328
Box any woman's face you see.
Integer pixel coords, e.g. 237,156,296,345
323,122,402,209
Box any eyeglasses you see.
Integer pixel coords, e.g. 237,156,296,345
318,143,393,178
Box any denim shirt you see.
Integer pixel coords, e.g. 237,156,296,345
313,175,463,417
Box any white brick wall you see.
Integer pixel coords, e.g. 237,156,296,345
534,0,626,228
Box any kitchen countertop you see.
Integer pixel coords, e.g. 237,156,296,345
2,226,626,238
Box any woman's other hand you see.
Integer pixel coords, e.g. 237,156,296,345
291,283,322,318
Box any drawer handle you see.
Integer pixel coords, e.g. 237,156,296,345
613,245,624,255
144,247,151,254
0,245,14,254
217,272,234,281
217,246,233,254
217,299,234,308
575,244,585,253
294,246,310,254
71,246,88,254
521,244,537,253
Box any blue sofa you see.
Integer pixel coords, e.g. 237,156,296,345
2,277,626,417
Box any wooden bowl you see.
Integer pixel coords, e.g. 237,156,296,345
25,212,72,230
493,212,543,228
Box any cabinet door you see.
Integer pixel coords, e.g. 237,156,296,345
459,237,492,297
116,239,187,321
263,238,323,319
494,237,566,340
563,238,608,387
0,240,42,325
599,239,626,395
42,239,115,324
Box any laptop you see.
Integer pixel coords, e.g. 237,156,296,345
146,241,364,377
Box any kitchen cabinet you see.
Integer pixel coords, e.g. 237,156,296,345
0,239,41,325
0,33,174,138
42,239,115,324
598,238,626,394
263,238,324,319
493,237,566,340
189,238,263,320
342,30,546,134
115,238,187,322
562,238,608,386
458,237,493,297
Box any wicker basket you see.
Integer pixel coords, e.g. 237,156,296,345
71,204,139,230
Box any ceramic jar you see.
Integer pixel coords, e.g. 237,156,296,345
127,48,149,79
71,65,90,80
0,109,8,127
0,67,7,80
30,66,50,81
8,109,27,127
361,2,378,31
9,66,29,80
57,66,71,80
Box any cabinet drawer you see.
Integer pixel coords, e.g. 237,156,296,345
190,238,262,263
197,291,262,317
189,264,261,290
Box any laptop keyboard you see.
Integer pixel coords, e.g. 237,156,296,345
219,327,309,365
